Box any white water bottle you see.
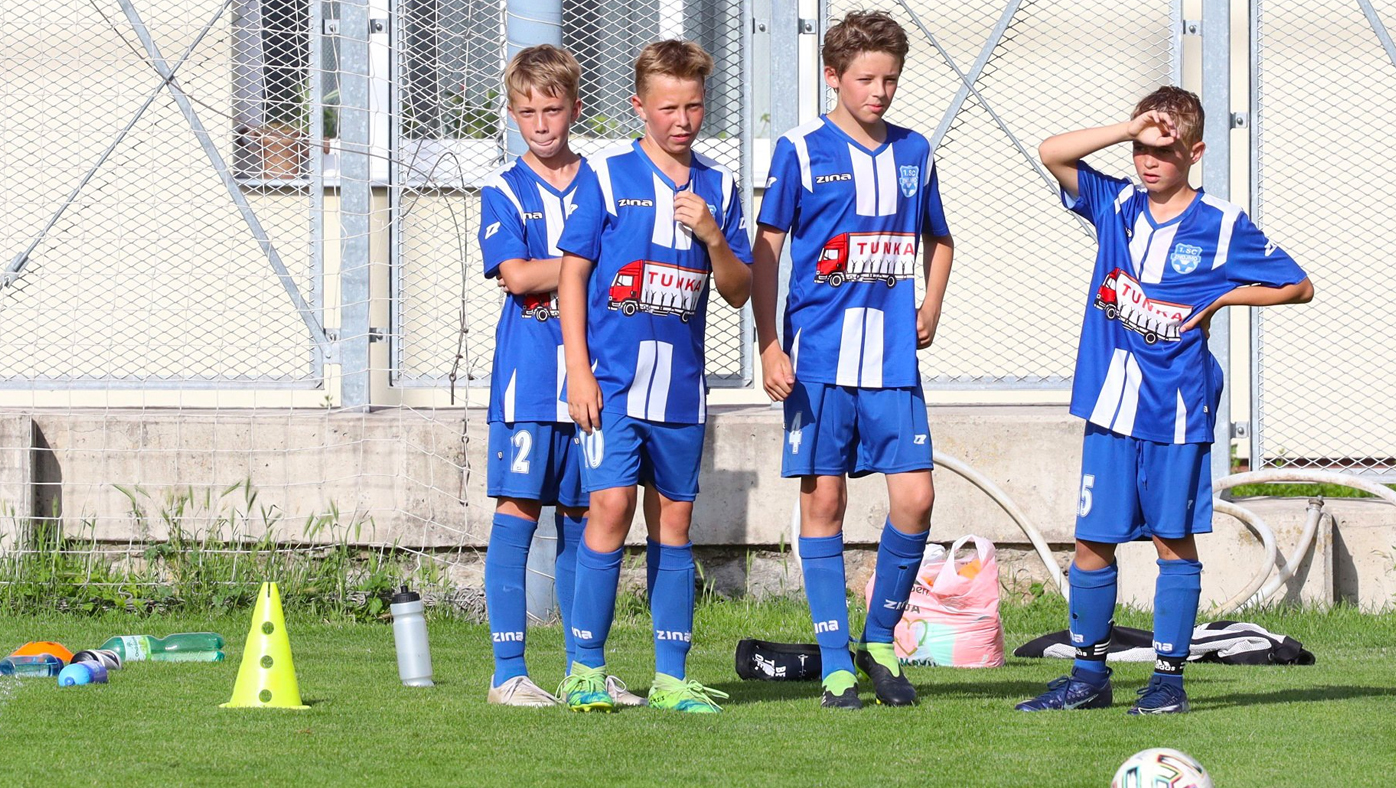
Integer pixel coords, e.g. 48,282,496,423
390,586,434,687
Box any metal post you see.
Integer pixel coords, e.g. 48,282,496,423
340,0,373,409
504,0,563,159
1202,0,1231,484
770,0,802,346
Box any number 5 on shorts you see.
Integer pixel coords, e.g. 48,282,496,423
1078,474,1095,517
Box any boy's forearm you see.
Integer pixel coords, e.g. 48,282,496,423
497,257,563,295
751,229,786,350
558,254,593,371
921,234,954,313
1217,278,1315,309
1039,122,1133,195
709,237,752,308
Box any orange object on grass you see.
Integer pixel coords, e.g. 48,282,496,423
958,558,983,580
10,641,74,663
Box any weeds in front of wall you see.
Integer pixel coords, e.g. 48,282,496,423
0,480,465,621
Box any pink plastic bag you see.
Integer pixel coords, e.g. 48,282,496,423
866,535,1006,667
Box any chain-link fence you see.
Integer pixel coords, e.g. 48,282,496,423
390,0,753,390
1252,0,1396,478
821,0,1176,388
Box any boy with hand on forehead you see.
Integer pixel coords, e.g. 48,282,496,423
555,39,753,713
1017,86,1311,715
753,11,954,709
477,44,643,708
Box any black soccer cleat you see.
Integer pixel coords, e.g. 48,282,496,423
855,646,918,707
820,670,862,709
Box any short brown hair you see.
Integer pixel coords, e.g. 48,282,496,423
633,39,714,96
504,45,582,104
822,11,909,75
1132,86,1205,146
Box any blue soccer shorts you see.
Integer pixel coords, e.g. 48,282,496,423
1075,423,1214,544
486,421,587,508
575,414,706,502
781,380,934,478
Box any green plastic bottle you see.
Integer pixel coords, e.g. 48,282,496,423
98,633,225,662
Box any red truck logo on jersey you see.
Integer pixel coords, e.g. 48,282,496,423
608,260,705,322
816,232,917,287
1095,268,1191,344
520,291,559,322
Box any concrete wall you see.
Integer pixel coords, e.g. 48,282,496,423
3,405,1393,610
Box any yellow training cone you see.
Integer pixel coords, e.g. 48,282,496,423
220,582,308,710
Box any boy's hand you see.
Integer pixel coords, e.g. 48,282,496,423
1127,110,1180,148
567,367,603,433
916,303,941,349
673,190,721,245
760,344,796,402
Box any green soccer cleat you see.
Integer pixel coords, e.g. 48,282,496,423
855,643,918,707
820,669,863,710
557,664,617,713
647,673,730,713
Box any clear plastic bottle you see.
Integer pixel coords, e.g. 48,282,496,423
390,586,433,687
98,633,225,662
0,654,64,677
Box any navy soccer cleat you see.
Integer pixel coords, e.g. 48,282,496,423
1127,676,1191,715
1015,668,1113,711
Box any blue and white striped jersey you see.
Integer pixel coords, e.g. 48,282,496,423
757,117,950,388
1066,162,1307,444
478,157,579,424
557,141,753,425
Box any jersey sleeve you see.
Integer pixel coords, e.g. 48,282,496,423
756,136,802,232
1223,213,1308,288
722,178,754,265
478,184,528,279
556,162,606,261
923,160,950,237
1061,161,1133,228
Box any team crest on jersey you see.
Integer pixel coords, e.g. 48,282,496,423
898,165,919,198
1169,243,1202,274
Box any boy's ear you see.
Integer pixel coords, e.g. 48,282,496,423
630,93,645,121
823,65,840,90
1189,140,1206,164
571,98,583,122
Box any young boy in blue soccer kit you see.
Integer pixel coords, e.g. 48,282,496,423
1017,87,1312,714
478,45,643,707
555,39,753,713
753,11,954,709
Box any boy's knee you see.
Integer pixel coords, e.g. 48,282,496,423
803,484,846,525
588,488,635,531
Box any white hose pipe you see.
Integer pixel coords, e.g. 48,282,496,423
933,451,1069,598
1212,499,1279,614
1216,469,1396,505
1248,501,1327,607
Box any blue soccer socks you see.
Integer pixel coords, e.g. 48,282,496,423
651,542,696,679
646,537,661,604
1153,558,1203,687
800,533,855,678
862,519,929,645
1068,561,1118,680
570,540,623,670
554,512,587,671
484,512,538,686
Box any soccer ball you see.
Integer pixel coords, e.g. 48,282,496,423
1111,748,1213,788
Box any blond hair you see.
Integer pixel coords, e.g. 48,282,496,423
1133,86,1205,147
504,44,581,104
822,11,909,76
633,39,714,96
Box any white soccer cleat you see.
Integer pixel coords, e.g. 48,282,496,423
606,675,647,707
488,675,562,707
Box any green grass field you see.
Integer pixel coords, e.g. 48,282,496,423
0,597,1391,787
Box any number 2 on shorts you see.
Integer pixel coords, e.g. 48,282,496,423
510,429,533,474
